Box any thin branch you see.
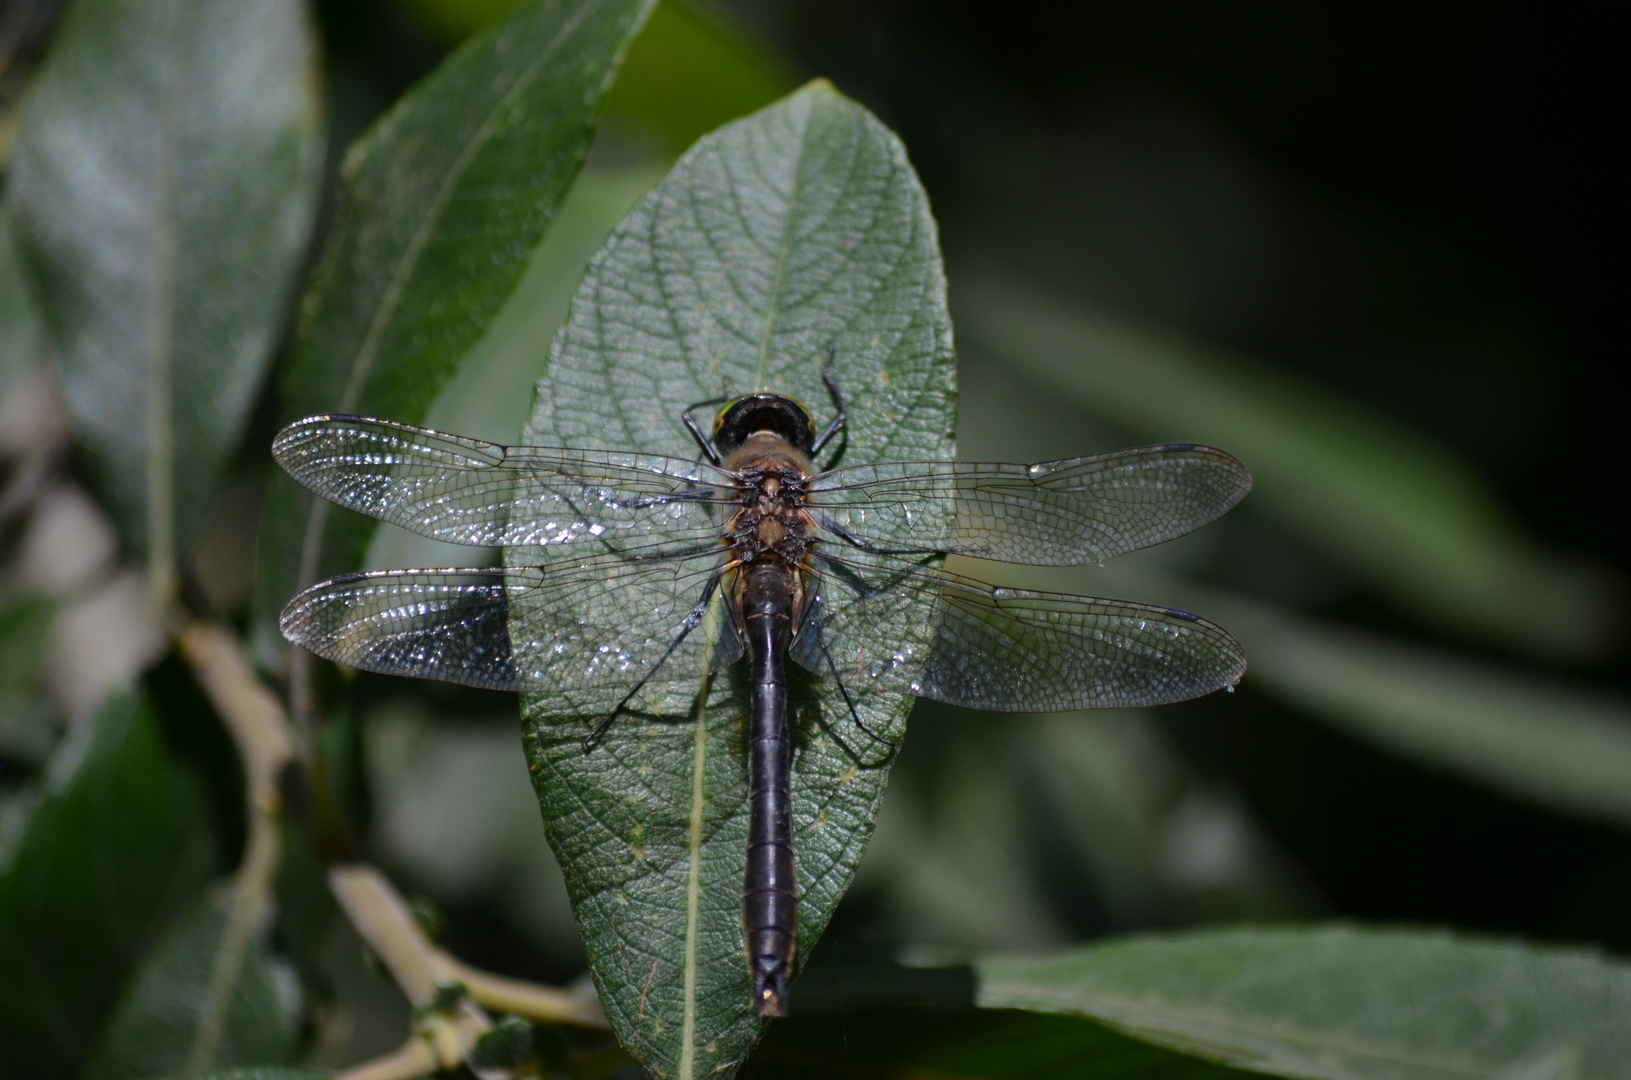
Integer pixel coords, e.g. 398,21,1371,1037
434,949,609,1030
330,862,612,1076
328,863,453,1008
335,1038,439,1080
178,622,296,1074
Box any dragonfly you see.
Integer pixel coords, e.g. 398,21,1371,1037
275,373,1251,1018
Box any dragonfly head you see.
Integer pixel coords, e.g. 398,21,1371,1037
714,393,817,457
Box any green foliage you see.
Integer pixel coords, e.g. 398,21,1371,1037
84,896,302,1079
1216,596,1631,831
0,694,217,1080
518,80,955,1074
977,925,1631,1080
255,0,658,655
7,0,323,594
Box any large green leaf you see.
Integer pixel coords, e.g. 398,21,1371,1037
519,81,956,1076
84,896,301,1079
0,693,216,1080
7,0,323,600
255,0,657,656
952,271,1619,663
977,925,1631,1080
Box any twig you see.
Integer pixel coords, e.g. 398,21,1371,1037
177,622,296,1075
434,948,609,1029
328,864,457,1008
336,1038,439,1080
329,863,610,1079
329,863,491,1077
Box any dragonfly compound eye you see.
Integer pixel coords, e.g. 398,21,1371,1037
713,393,817,456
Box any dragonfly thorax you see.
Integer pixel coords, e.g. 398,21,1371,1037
723,436,817,574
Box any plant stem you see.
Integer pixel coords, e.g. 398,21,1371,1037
177,622,295,1074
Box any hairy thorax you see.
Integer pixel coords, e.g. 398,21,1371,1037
721,433,818,613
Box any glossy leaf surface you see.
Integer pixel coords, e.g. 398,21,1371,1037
8,0,322,595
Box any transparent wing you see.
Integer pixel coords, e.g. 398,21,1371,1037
273,414,733,552
810,444,1251,565
792,551,1246,711
279,552,743,693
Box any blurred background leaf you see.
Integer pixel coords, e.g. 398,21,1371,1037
977,926,1631,1080
84,895,302,1080
0,693,218,1080
598,0,798,154
0,202,43,403
254,0,658,671
392,0,795,156
0,594,56,766
7,0,324,603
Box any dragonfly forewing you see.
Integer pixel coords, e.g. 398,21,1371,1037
274,415,734,553
810,444,1251,565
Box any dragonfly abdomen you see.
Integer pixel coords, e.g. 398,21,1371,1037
739,562,798,1017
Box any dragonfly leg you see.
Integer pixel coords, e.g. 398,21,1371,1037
810,347,847,457
682,393,733,464
814,630,894,768
816,516,950,560
582,570,729,750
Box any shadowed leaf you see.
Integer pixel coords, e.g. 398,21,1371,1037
0,694,216,1080
84,896,301,1079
